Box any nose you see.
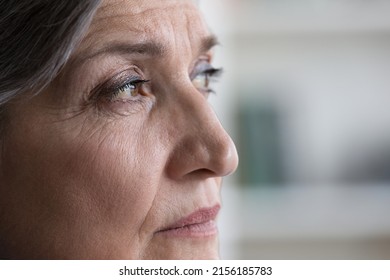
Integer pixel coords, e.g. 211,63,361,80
165,87,239,180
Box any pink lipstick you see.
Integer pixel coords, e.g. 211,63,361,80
157,205,220,238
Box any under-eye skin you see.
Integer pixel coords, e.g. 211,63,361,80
191,60,223,96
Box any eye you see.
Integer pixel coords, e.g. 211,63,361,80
91,69,150,104
109,79,150,102
191,61,223,94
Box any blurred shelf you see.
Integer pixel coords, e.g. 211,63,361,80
237,236,390,259
220,184,390,259
237,184,390,239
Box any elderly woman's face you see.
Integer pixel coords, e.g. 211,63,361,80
0,0,238,259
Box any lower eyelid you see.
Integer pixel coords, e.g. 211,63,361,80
95,97,153,116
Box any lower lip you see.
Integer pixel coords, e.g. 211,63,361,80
157,220,218,238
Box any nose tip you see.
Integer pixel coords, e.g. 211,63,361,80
166,116,239,180
211,133,239,177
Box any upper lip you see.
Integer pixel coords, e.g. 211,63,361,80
157,204,221,232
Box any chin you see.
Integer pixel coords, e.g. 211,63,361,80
142,234,220,259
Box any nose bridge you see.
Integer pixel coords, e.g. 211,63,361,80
166,86,238,179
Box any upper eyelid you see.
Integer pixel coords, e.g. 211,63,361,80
190,60,211,78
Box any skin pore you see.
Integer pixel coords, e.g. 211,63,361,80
0,0,238,259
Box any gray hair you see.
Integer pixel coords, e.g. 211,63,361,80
0,0,102,107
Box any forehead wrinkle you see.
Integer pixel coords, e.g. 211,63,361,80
174,2,215,59
79,3,199,56
95,0,197,24
98,0,197,16
67,0,212,74
77,40,167,66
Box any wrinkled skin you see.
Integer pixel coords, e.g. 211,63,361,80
0,0,238,259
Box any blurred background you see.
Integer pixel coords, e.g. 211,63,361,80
199,0,390,259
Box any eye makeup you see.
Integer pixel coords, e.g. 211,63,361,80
190,60,223,95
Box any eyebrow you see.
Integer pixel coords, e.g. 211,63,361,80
75,35,219,66
199,35,219,54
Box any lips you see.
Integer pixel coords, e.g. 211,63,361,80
156,205,220,238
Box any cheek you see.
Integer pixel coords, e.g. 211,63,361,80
59,123,165,227
74,128,168,224
1,115,166,257
61,132,156,229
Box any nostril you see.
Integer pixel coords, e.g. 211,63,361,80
187,168,216,179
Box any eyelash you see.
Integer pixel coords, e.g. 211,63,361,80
203,67,223,77
200,67,223,93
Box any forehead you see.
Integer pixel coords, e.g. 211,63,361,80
78,0,209,55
